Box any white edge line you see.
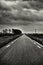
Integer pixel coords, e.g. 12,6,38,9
27,36,43,48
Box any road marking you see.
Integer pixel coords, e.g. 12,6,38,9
33,41,41,49
37,45,41,49
27,36,43,49
6,45,10,48
5,35,22,49
34,40,43,48
36,41,43,47
11,41,14,44
5,40,17,48
34,42,36,45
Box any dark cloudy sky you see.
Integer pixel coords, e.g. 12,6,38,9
0,0,43,33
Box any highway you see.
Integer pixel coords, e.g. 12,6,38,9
0,35,43,65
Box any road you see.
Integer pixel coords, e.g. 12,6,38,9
0,35,43,65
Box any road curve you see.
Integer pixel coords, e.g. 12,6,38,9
0,35,43,65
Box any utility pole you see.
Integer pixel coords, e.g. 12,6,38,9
35,28,37,33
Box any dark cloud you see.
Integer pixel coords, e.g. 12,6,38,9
0,0,43,25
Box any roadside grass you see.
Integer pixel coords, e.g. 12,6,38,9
26,34,43,45
0,33,22,48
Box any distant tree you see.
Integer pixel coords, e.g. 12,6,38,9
3,30,5,33
9,29,11,33
12,29,22,35
3,29,8,34
5,29,8,33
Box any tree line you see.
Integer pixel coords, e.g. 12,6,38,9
2,29,22,35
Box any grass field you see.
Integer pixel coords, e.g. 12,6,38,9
26,34,43,45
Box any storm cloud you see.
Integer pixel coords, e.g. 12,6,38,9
0,0,43,25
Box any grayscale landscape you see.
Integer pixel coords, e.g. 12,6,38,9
0,0,43,65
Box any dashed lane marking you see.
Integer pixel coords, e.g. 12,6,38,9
6,45,10,48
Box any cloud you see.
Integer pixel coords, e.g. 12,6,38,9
0,0,43,25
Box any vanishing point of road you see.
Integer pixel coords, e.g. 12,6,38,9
0,34,43,65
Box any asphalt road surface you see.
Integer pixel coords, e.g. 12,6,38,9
0,35,43,65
